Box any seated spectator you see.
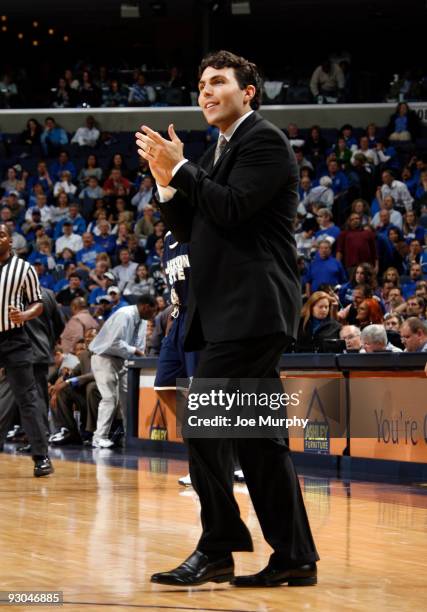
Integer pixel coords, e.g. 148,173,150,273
293,147,314,172
375,139,398,169
305,240,347,295
54,203,87,239
386,102,421,143
114,221,131,253
103,168,131,197
310,59,345,102
334,137,352,169
365,123,378,148
71,115,100,147
304,125,328,166
27,161,54,194
340,325,362,352
338,283,374,325
128,72,150,106
402,262,424,299
0,72,18,108
146,237,164,268
401,295,426,319
77,154,103,188
76,70,102,107
6,219,28,256
387,226,407,273
400,317,427,352
372,195,403,230
55,247,76,269
403,211,425,244
135,205,155,246
145,220,166,254
336,213,377,273
60,297,99,354
385,287,404,313
294,291,342,352
355,298,384,329
33,260,55,290
416,280,427,302
360,324,402,353
286,123,305,148
3,192,25,224
1,166,21,194
384,312,404,332
112,247,138,291
303,177,335,213
94,219,117,254
51,77,74,108
76,232,105,271
24,193,53,229
20,118,42,150
351,136,379,167
338,124,358,152
313,209,341,246
102,79,128,107
107,286,128,313
49,150,77,182
131,175,155,216
338,262,377,307
351,199,372,226
55,221,83,256
49,328,100,445
123,263,155,297
295,217,317,259
401,166,418,196
53,170,78,198
325,158,349,193
377,170,413,214
56,272,87,306
88,270,116,306
127,233,146,264
79,177,104,221
53,261,78,293
41,117,69,156
50,192,70,227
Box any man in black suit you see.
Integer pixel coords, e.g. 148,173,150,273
135,50,319,587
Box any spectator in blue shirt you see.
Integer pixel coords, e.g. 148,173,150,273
94,219,117,255
305,240,347,295
107,286,128,313
339,124,358,151
402,262,424,299
323,159,349,196
27,161,54,196
54,203,86,239
338,262,377,307
40,117,69,156
33,260,55,290
49,150,77,182
76,232,105,271
402,211,425,244
314,208,341,246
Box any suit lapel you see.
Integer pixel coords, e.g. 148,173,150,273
209,111,263,177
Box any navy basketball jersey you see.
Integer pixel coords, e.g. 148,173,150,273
163,231,190,311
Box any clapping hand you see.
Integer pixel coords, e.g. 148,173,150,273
135,124,184,187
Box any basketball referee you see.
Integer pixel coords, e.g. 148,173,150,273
0,223,53,477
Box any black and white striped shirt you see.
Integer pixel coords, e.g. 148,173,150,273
0,255,42,332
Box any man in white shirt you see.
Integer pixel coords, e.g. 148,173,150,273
371,195,403,230
55,221,83,255
113,248,139,291
71,115,100,147
89,296,157,447
25,193,53,228
378,170,413,214
351,136,379,167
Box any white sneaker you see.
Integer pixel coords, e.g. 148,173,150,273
49,427,68,443
178,473,192,487
234,469,245,482
92,438,114,448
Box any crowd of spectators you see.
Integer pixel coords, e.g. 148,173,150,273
1,104,427,447
2,59,427,108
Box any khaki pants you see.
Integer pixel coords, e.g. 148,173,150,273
91,354,127,443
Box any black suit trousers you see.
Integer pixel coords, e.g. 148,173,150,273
189,332,319,566
0,328,48,455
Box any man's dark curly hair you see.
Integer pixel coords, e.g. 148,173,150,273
198,50,262,110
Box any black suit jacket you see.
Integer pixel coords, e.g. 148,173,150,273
159,111,301,351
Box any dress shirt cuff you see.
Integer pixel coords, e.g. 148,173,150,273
156,159,188,202
128,346,136,355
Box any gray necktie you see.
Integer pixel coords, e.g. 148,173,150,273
214,135,227,165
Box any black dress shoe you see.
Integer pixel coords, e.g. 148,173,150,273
232,562,317,587
33,456,54,478
17,443,32,453
151,550,234,586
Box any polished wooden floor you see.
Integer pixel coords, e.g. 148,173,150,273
0,448,426,612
